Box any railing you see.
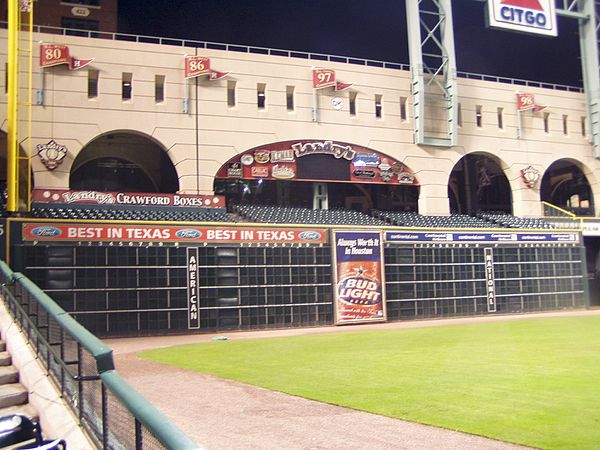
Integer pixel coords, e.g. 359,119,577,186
0,22,583,93
0,261,200,450
542,201,584,230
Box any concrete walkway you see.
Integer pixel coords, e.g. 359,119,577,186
108,310,599,449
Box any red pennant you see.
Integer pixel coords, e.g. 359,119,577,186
335,81,353,91
313,68,336,89
40,44,93,70
209,70,229,81
517,93,546,112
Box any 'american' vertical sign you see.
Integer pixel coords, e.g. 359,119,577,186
187,248,200,329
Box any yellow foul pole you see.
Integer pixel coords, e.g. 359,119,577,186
6,0,19,212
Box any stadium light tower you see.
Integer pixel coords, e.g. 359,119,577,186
563,0,600,158
406,0,458,147
407,0,600,157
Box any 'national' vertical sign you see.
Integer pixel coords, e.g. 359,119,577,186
487,0,557,37
187,247,200,329
484,248,497,313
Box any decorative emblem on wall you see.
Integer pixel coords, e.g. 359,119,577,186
520,165,540,188
20,0,32,13
37,140,67,170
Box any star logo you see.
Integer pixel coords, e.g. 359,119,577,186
501,0,543,10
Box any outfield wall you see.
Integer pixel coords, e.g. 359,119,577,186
7,219,587,337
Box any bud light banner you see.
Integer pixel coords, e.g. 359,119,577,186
332,230,386,325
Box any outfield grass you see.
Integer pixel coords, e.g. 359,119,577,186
140,315,600,449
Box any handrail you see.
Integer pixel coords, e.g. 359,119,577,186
0,260,13,283
101,371,201,450
0,263,202,450
0,22,583,94
542,201,577,218
12,272,115,373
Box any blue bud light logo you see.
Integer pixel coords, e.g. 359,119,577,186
175,229,203,239
30,226,62,237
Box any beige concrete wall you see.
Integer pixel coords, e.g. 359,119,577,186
0,30,595,216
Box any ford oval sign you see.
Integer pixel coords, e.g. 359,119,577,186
30,226,62,237
298,231,322,241
175,229,203,239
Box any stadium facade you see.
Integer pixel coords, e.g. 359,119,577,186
0,19,598,336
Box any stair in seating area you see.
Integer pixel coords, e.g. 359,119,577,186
0,339,37,420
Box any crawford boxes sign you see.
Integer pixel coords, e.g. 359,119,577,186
487,0,557,37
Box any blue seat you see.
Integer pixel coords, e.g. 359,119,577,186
0,414,42,448
16,439,67,450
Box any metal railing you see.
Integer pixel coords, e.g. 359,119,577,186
0,22,583,93
0,261,200,450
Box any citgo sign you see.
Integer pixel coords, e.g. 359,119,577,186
487,0,557,37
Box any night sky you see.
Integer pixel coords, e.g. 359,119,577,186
118,1,582,87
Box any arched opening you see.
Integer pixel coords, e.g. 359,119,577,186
70,131,179,193
214,141,419,213
541,159,594,216
448,153,512,214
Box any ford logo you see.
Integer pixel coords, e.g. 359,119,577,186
299,231,321,241
175,229,202,239
30,226,62,237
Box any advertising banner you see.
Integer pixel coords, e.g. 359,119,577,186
216,140,419,186
187,247,200,329
31,189,226,209
23,223,328,245
332,230,386,325
486,0,557,37
385,231,579,244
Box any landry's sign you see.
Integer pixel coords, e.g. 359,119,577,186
217,140,419,186
31,189,226,209
23,223,328,245
332,230,386,325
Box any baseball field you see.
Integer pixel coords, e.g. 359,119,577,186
139,314,600,449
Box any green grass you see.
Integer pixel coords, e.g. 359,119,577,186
140,316,600,449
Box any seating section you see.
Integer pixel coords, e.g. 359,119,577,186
375,210,555,229
26,204,555,229
478,212,555,229
375,211,492,228
30,206,237,223
234,204,387,226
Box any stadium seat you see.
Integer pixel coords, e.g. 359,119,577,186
0,414,42,448
15,439,67,450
